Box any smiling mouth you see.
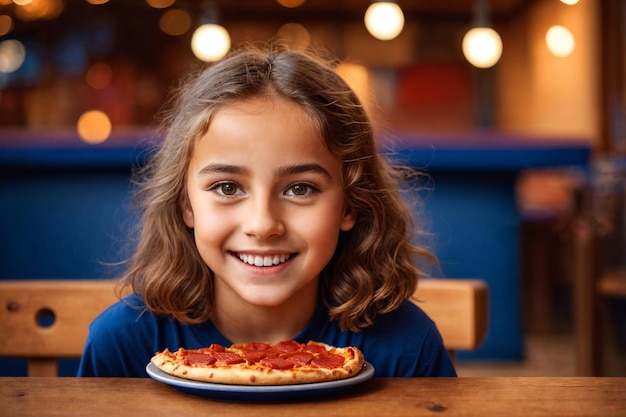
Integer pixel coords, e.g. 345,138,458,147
236,253,292,267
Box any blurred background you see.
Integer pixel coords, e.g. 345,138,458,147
0,0,625,376
0,0,614,136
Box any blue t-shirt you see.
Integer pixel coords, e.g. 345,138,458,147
77,294,456,378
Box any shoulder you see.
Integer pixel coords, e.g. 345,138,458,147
78,294,166,377
366,300,438,338
367,301,439,343
360,301,457,377
79,294,229,377
305,300,455,377
88,294,155,335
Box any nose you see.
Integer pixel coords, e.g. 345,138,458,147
241,195,285,240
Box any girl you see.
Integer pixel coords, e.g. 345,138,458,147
78,44,456,378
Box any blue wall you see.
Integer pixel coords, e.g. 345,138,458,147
0,167,136,279
417,170,522,359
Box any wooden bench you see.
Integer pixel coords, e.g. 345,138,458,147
1,278,488,376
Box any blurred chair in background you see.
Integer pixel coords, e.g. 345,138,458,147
414,278,489,361
571,156,626,376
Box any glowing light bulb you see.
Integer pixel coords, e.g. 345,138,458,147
77,110,112,144
191,23,231,62
0,39,26,73
462,27,503,68
546,25,575,57
364,2,405,41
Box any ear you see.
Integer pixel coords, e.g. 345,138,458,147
339,205,357,232
181,195,195,228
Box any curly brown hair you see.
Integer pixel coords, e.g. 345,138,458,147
123,43,436,331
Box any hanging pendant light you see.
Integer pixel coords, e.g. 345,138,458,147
545,25,575,57
191,0,231,62
462,0,502,68
364,1,405,41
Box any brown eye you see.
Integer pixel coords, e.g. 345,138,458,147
218,183,238,196
290,183,308,196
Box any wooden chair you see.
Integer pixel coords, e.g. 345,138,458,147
573,236,626,375
413,278,489,359
0,278,488,376
570,182,626,376
0,279,121,377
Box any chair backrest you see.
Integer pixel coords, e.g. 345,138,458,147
0,278,488,376
0,279,121,376
413,278,489,356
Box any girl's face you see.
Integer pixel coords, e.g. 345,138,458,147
182,96,356,313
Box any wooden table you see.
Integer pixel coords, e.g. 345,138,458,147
1,377,624,417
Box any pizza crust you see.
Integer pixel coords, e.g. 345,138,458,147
150,341,365,386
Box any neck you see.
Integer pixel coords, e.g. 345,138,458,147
212,283,319,344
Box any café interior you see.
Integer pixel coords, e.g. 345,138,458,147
0,0,625,379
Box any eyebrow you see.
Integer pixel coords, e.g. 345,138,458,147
275,164,332,180
197,163,249,178
196,163,331,180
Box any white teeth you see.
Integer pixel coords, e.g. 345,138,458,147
238,253,290,267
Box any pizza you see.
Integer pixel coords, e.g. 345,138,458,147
150,340,365,386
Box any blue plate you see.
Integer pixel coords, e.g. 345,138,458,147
146,361,375,402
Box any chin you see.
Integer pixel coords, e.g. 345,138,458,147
243,292,297,309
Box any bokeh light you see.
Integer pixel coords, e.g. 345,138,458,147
0,15,13,36
54,34,88,76
462,27,503,68
335,62,372,114
159,9,192,36
277,23,311,50
85,62,113,89
146,0,175,8
546,25,575,57
0,39,26,73
14,0,64,21
86,0,110,5
364,2,405,41
191,24,231,62
277,0,306,7
77,110,112,144
560,0,579,5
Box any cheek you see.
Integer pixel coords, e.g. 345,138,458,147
298,212,343,252
192,215,232,249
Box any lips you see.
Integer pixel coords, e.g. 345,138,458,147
237,253,291,267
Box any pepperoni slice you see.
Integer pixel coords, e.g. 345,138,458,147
197,344,225,353
214,352,245,364
311,352,345,369
241,350,268,363
243,342,272,351
259,357,296,370
303,343,328,354
273,340,301,353
183,352,216,366
281,351,314,366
